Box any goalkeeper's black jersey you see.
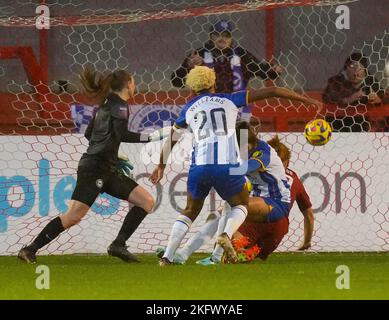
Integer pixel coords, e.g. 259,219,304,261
78,93,145,173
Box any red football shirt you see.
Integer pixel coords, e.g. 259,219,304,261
285,168,312,211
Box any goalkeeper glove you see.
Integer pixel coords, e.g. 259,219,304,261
117,154,134,178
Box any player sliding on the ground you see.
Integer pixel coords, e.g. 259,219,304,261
149,65,321,266
158,122,314,264
18,68,164,264
232,133,314,261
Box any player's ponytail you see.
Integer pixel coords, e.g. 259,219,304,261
79,67,133,104
267,135,291,163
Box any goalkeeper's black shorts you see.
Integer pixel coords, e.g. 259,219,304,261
71,168,138,207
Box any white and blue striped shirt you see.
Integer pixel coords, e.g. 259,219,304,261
175,91,248,166
246,140,291,203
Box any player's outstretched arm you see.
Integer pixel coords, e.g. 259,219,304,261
113,117,172,144
149,126,182,185
298,207,314,251
248,87,322,111
148,126,173,142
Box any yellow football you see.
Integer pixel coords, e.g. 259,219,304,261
304,119,332,146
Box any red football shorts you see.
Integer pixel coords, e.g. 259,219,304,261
238,216,289,260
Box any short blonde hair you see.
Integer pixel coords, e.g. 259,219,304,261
185,66,216,93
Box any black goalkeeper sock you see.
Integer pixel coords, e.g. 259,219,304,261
29,217,65,253
112,206,148,247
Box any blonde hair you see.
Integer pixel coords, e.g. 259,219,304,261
185,66,216,93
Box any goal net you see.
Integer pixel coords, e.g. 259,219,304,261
0,0,388,255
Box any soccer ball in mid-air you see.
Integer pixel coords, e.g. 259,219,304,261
304,119,332,146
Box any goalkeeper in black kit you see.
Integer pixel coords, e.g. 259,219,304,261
18,68,164,263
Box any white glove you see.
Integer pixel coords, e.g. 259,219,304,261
148,126,172,142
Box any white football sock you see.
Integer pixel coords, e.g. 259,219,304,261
163,215,192,262
178,210,221,261
216,203,230,235
223,205,248,238
211,204,247,262
211,204,230,262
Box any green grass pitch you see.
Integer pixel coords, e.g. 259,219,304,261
1,252,388,300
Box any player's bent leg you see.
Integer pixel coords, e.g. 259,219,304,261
159,208,223,264
226,186,249,208
195,205,230,265
181,194,205,221
257,216,289,261
246,196,272,223
235,213,289,262
108,183,155,263
177,209,222,262
231,222,263,263
211,185,249,264
161,165,210,265
18,168,106,263
232,197,289,262
18,200,90,263
60,200,91,228
161,194,205,265
128,185,155,214
247,196,290,225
